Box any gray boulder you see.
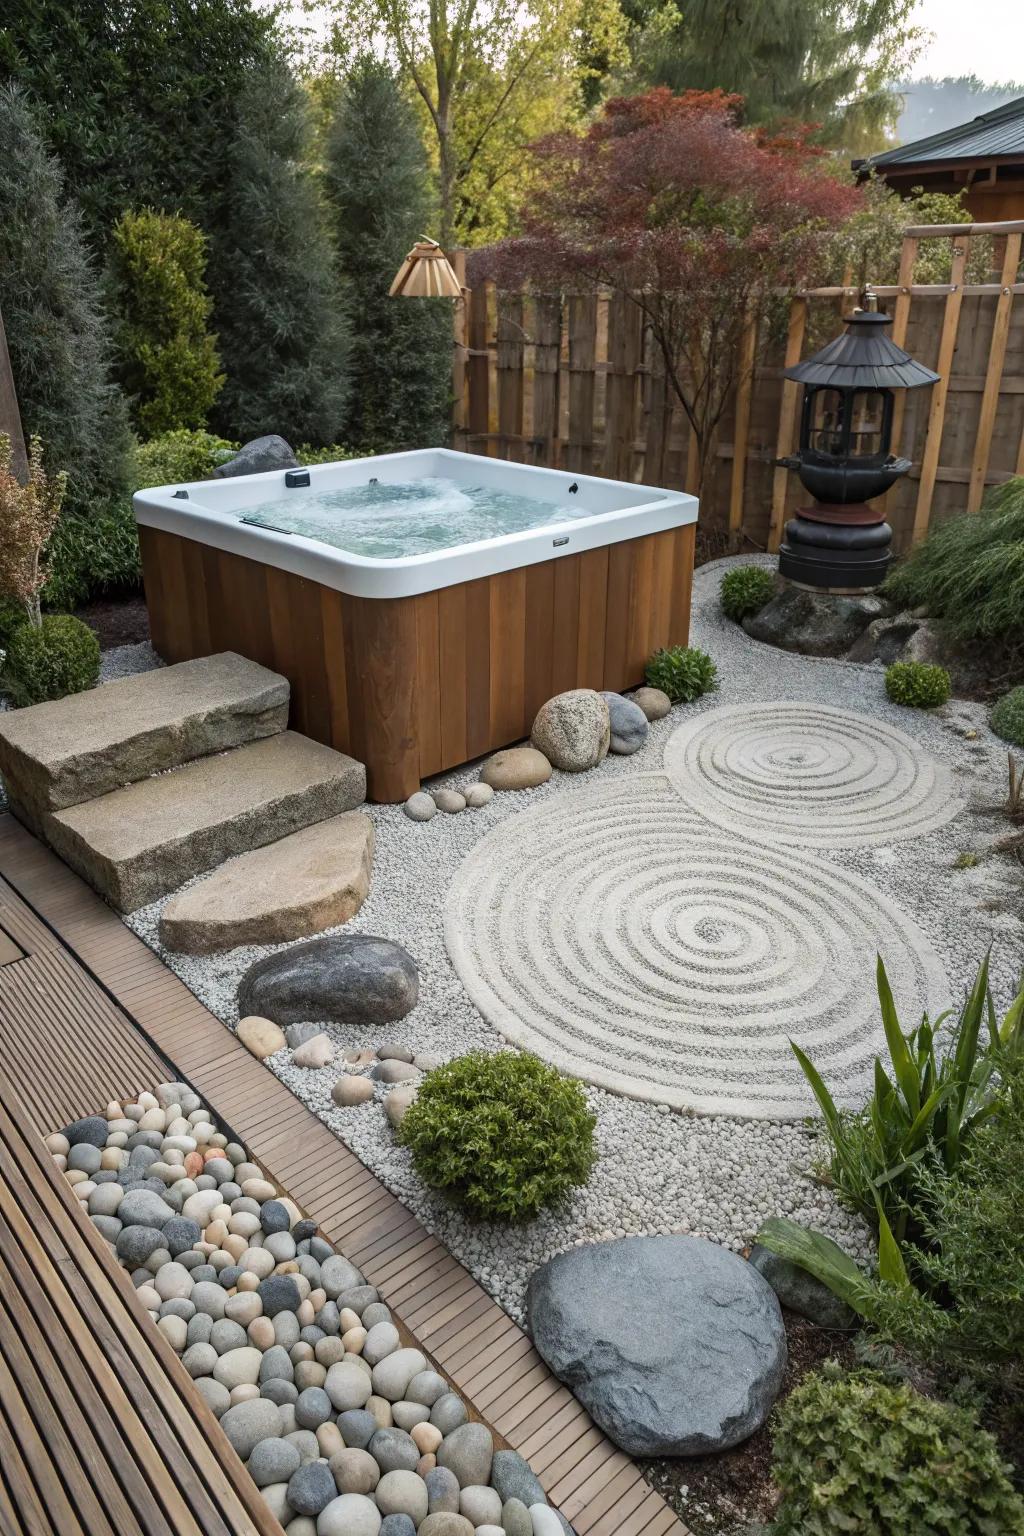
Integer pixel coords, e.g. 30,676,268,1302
748,1244,858,1331
237,934,419,1027
61,1115,108,1147
743,585,891,658
212,434,298,478
599,693,649,755
527,1235,787,1456
531,689,610,772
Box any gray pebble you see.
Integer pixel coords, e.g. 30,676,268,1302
368,1427,419,1474
61,1115,108,1147
294,1386,333,1429
286,1460,335,1516
211,1319,249,1355
429,1392,469,1435
91,1215,122,1242
259,1345,295,1384
336,1410,377,1449
261,1379,298,1406
247,1435,301,1488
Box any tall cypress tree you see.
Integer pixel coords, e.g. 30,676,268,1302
210,55,350,447
0,84,131,513
324,58,452,453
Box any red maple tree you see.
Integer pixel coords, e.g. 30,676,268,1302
471,89,862,492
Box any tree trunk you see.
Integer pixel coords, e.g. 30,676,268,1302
436,99,456,247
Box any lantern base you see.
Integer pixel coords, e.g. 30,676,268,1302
779,512,892,591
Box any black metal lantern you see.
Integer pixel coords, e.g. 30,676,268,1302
777,306,939,590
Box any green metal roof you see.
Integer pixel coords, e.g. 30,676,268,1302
863,94,1024,169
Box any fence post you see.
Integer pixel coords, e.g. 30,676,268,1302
967,230,1021,512
912,237,968,542
567,294,598,475
728,308,758,542
496,292,525,462
466,281,490,451
767,297,807,552
531,296,562,467
450,249,467,447
603,293,643,480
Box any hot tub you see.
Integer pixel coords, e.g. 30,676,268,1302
134,448,699,801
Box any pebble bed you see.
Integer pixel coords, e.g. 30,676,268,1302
51,1083,570,1536
125,556,1023,1329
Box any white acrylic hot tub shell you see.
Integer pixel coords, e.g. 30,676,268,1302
133,447,699,600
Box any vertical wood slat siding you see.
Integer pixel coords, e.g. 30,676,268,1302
140,523,695,802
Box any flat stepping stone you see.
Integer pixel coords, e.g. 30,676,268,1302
445,772,947,1118
46,732,365,911
159,812,374,953
0,651,288,820
664,700,961,847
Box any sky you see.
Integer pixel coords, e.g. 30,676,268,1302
912,0,1024,83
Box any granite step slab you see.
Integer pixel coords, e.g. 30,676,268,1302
45,732,366,911
159,811,375,953
0,651,289,819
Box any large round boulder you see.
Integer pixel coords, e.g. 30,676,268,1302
527,1235,786,1456
237,935,418,1027
531,690,609,773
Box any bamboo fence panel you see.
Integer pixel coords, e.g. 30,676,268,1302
450,220,1024,552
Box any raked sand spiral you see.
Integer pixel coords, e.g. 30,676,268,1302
445,773,948,1118
664,700,962,848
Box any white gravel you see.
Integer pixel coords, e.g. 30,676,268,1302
124,555,1023,1325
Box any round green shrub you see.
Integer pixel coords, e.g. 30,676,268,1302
884,660,951,709
992,685,1024,748
645,645,718,704
720,565,775,622
770,1367,1024,1535
3,614,100,706
396,1050,597,1222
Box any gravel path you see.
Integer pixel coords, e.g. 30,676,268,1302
126,556,1023,1324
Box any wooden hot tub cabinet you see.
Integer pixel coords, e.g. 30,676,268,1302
139,523,696,802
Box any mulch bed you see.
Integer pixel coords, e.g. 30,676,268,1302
640,1313,855,1534
75,592,150,650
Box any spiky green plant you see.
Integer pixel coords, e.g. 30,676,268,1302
883,477,1024,651
885,660,951,708
720,564,776,621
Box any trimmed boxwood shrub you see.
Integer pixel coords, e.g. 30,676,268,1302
396,1050,597,1222
992,685,1024,748
645,645,718,704
720,565,775,622
3,614,100,705
769,1367,1024,1535
884,660,951,708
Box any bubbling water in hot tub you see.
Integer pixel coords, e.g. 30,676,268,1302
243,475,594,559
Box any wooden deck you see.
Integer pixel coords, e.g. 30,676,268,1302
0,811,688,1536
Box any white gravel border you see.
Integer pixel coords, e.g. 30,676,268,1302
124,556,1023,1324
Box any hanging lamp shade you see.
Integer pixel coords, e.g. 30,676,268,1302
389,238,463,298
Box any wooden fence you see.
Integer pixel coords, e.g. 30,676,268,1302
449,222,1024,554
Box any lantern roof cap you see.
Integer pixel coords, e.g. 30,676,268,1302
784,309,941,391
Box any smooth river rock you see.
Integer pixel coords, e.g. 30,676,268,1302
631,686,671,721
527,1235,787,1456
212,435,298,478
237,935,419,1027
479,747,552,792
599,692,649,755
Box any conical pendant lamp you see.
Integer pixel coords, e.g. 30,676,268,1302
389,237,464,298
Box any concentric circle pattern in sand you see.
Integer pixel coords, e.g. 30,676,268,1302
444,775,947,1118
663,700,961,847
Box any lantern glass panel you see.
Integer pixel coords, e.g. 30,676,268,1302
808,389,847,456
849,390,886,457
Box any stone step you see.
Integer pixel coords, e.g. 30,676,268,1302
0,652,289,821
45,732,366,912
158,811,375,954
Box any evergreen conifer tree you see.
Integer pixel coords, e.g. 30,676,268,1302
325,58,452,453
0,84,131,514
210,55,350,447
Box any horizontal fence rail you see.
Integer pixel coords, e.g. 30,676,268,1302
450,222,1024,553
